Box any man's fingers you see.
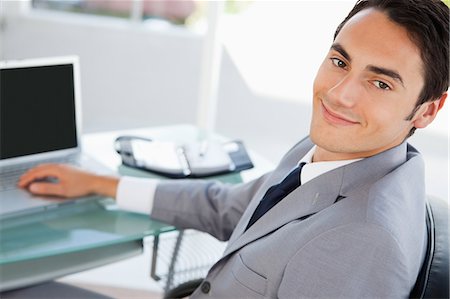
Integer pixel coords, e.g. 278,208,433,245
28,182,65,197
22,163,58,176
18,164,62,187
18,163,90,198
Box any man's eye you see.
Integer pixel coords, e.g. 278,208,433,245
374,81,391,90
331,58,347,68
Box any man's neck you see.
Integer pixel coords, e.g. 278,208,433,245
312,146,373,162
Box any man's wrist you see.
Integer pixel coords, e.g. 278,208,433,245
90,175,120,199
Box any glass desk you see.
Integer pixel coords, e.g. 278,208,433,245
0,125,273,291
0,199,174,291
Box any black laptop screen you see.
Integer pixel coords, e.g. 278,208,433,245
0,64,78,160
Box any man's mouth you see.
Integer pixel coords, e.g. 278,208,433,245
321,101,359,126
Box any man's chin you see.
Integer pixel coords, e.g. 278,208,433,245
309,132,358,158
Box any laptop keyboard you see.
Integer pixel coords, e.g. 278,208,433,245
0,156,80,192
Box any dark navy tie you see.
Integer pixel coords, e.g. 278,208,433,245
245,162,306,231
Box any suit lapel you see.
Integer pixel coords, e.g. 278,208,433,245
223,166,344,256
223,140,408,258
225,138,315,246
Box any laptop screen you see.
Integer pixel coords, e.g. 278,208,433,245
0,64,78,160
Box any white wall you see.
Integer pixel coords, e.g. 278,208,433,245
0,3,203,133
0,1,312,160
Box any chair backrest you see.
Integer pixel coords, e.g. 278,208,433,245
409,195,449,298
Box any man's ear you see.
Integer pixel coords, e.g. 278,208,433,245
413,92,447,129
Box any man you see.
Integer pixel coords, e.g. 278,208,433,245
18,0,449,297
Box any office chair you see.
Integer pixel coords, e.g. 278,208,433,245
164,196,449,299
409,195,449,299
164,278,203,299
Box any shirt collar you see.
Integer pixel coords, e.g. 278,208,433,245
299,145,363,185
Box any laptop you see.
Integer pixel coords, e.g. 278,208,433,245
0,56,114,219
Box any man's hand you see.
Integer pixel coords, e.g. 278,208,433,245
18,164,119,199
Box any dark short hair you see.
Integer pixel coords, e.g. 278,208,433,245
334,0,449,137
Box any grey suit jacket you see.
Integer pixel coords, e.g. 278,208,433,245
151,138,427,298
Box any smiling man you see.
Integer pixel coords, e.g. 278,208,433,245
17,0,449,298
311,7,445,161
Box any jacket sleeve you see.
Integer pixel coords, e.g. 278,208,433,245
150,172,272,241
278,223,413,298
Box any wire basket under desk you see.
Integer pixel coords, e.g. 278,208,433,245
150,229,227,293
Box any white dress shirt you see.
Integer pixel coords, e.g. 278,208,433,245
116,146,361,214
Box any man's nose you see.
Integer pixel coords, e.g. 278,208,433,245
327,74,361,108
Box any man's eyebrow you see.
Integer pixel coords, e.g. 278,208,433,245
331,43,351,62
367,65,404,87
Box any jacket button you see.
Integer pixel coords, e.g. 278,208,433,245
201,281,211,294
